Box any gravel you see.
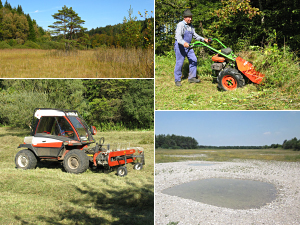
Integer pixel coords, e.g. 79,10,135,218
155,160,300,225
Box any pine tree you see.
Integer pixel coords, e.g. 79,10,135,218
49,5,86,40
27,14,36,42
49,5,86,50
4,0,11,10
17,5,23,15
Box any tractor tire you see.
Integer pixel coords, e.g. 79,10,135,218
63,150,89,174
133,163,143,170
117,166,128,177
217,68,245,91
15,149,37,170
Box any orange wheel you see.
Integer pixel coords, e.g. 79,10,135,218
217,68,245,91
222,75,238,90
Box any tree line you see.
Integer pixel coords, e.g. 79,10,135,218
156,134,300,150
155,134,199,149
156,0,300,54
88,7,154,49
0,1,153,50
282,137,300,151
0,0,48,48
0,80,154,131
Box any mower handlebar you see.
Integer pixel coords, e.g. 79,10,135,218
188,38,228,49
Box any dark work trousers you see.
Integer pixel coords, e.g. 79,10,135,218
174,30,197,82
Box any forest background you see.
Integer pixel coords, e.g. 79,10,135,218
156,0,299,54
0,0,153,50
155,134,300,151
0,79,154,131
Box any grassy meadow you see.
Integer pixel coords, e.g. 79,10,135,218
0,48,154,78
0,127,154,225
156,148,300,164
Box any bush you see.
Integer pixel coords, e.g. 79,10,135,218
238,44,300,95
23,41,41,49
7,39,18,47
0,41,12,49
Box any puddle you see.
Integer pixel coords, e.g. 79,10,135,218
188,163,215,166
162,178,277,209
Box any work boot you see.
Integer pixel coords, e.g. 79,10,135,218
175,81,182,86
188,78,200,83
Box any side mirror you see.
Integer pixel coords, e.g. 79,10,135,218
91,126,97,135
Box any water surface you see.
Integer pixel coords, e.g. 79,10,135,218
162,178,277,209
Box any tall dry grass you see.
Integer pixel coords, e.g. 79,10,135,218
0,48,154,78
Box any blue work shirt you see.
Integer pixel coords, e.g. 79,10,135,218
175,20,204,46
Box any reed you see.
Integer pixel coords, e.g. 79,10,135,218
0,48,154,78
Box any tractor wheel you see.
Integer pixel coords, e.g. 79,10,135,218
117,166,128,177
63,150,89,174
15,149,37,170
133,163,143,170
217,68,245,91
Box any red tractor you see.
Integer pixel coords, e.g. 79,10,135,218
15,108,145,176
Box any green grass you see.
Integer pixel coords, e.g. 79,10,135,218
155,148,300,164
0,127,154,225
155,48,300,110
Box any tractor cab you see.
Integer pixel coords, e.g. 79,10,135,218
33,109,95,144
20,108,96,158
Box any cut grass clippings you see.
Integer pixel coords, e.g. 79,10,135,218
0,127,154,225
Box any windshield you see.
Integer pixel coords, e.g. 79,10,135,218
68,116,92,142
35,116,76,140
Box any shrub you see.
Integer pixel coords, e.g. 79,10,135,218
23,41,41,49
238,44,300,95
0,41,12,49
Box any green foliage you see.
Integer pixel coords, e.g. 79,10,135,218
27,14,36,42
155,134,198,149
155,0,300,54
23,40,41,49
0,80,87,129
0,2,153,50
0,41,11,49
241,44,300,95
84,79,154,130
283,137,300,151
119,6,142,48
122,80,154,128
87,8,153,49
48,5,86,39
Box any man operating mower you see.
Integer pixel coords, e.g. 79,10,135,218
174,9,209,87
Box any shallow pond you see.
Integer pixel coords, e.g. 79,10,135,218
162,178,277,209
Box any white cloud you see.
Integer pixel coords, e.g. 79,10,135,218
34,10,39,13
263,132,271,135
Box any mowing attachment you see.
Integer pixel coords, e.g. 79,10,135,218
189,38,264,91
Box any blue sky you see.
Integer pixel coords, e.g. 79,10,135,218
7,0,154,30
155,111,300,146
